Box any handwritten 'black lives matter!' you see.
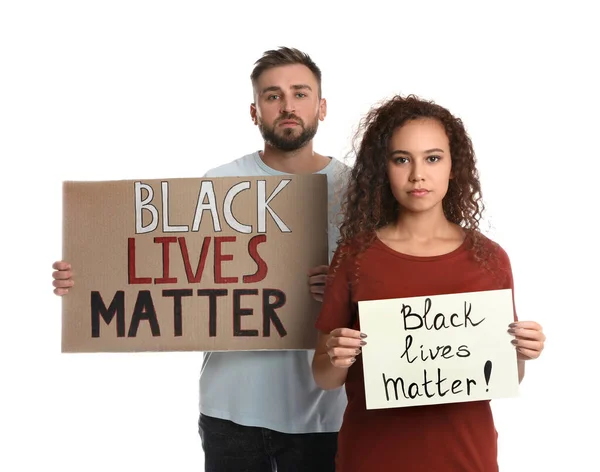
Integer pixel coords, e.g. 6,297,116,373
358,290,519,409
61,174,328,353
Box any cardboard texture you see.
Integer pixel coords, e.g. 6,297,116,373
61,174,329,353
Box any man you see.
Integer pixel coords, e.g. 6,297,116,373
52,47,349,471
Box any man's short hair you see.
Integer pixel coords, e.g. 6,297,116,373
251,46,322,98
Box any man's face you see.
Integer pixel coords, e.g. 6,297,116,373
251,64,326,151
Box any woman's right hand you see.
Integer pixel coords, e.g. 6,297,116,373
325,327,367,368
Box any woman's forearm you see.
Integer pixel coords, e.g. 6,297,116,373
312,350,349,390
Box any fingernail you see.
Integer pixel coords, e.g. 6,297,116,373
360,333,368,338
355,349,361,355
509,323,517,328
360,340,367,346
507,329,515,335
350,358,356,363
511,339,518,345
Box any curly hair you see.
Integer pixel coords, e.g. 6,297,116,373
336,94,494,272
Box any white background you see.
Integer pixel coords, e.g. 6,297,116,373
1,1,598,471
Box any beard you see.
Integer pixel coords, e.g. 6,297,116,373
258,113,319,152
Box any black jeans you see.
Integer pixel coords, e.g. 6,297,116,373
199,413,337,472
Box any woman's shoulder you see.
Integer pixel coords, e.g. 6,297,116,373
475,232,508,252
334,232,379,256
468,230,512,269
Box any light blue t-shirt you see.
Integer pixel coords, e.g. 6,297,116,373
199,151,348,434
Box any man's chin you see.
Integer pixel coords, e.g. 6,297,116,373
277,127,302,137
259,122,317,151
273,141,307,152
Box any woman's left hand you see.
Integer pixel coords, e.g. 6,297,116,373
508,321,545,360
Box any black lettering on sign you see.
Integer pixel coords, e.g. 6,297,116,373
399,335,472,364
163,289,193,336
128,290,160,337
91,290,162,339
262,289,287,337
233,289,259,337
382,369,476,401
401,299,485,331
91,291,125,337
198,289,228,337
88,287,289,340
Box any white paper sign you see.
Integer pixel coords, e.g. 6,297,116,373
358,289,519,409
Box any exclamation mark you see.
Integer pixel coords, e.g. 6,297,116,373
484,360,492,392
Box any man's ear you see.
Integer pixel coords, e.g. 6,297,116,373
250,103,258,125
318,98,327,121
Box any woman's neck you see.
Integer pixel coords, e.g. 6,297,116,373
390,209,458,242
376,209,465,257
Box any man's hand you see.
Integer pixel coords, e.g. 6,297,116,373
52,261,73,296
307,265,329,302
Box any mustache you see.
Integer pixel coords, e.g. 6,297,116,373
276,114,304,125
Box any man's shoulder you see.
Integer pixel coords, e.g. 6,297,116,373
326,157,351,191
327,156,351,171
203,152,260,178
333,155,350,167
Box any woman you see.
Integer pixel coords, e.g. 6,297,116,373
312,94,545,472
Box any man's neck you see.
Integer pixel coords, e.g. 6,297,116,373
259,143,330,174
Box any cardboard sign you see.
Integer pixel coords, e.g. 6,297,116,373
61,174,329,353
358,289,519,409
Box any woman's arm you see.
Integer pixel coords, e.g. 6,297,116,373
312,328,365,390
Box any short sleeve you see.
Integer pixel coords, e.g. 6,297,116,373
496,245,518,322
315,245,354,333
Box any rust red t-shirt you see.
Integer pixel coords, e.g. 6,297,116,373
315,233,517,472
